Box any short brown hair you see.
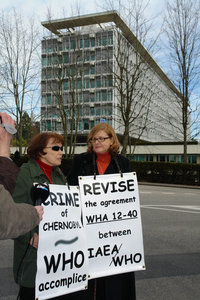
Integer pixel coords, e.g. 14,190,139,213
27,132,64,159
87,123,120,155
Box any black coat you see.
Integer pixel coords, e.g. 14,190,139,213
67,152,132,186
67,152,136,300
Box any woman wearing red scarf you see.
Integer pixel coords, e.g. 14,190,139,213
13,132,67,300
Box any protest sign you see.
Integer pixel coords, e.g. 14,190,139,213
79,172,145,279
35,184,88,300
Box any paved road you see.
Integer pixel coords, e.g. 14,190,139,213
136,184,200,300
0,184,200,300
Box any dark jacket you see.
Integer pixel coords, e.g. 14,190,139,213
67,152,131,186
13,159,66,288
0,156,19,194
67,152,136,300
0,157,39,240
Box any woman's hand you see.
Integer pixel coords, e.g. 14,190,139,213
35,206,44,222
30,232,39,249
0,112,15,157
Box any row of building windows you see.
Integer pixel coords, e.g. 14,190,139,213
42,64,111,79
42,34,114,54
41,90,113,105
157,154,197,164
131,154,197,164
41,118,113,132
41,78,113,93
62,77,113,90
42,49,113,66
42,53,95,66
41,105,112,118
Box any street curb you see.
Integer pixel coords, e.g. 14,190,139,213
138,181,200,190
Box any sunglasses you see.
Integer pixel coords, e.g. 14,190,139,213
46,146,64,151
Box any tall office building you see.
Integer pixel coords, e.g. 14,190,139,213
41,11,184,142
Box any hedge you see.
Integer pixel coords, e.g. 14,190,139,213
130,161,200,186
11,155,200,186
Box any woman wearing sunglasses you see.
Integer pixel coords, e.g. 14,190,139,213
67,123,136,300
13,132,67,300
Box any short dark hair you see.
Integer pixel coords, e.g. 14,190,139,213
87,123,120,155
27,132,64,159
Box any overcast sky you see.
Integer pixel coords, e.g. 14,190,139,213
0,0,166,23
0,0,167,60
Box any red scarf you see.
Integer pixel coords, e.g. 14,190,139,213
96,152,111,175
36,159,53,183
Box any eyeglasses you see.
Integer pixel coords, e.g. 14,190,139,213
90,137,111,143
46,146,64,151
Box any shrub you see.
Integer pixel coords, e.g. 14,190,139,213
12,156,200,186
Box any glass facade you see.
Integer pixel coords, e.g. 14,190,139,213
132,154,154,162
131,154,197,163
157,154,197,164
41,29,114,134
41,18,183,148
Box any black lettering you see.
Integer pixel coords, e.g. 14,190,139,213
124,254,132,264
43,223,48,231
101,182,109,193
55,280,60,287
39,283,44,291
95,246,103,257
86,214,108,223
127,179,134,191
74,251,84,268
112,244,120,255
62,252,74,270
57,192,65,205
110,181,118,193
86,215,96,223
93,182,101,195
73,193,80,207
118,181,126,192
44,254,61,274
134,253,142,263
104,245,110,256
112,255,124,266
88,248,94,258
83,184,92,195
45,282,49,290
65,193,74,206
49,192,58,206
112,253,142,266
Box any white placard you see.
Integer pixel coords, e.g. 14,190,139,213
35,184,89,300
79,172,145,279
